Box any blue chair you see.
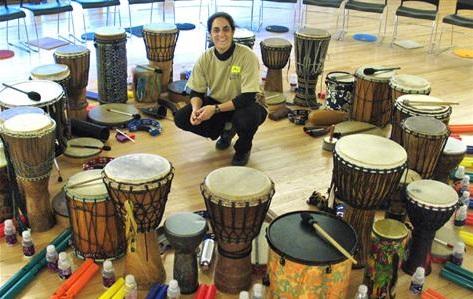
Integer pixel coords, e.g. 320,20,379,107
0,0,32,52
259,0,299,31
437,0,473,51
342,0,388,42
72,0,121,37
301,0,346,34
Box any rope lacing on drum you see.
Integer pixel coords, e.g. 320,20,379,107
124,199,138,253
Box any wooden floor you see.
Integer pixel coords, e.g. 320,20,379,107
1,0,473,298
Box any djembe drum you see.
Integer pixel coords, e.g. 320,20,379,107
352,65,396,127
30,64,71,96
0,80,68,156
385,169,422,222
331,134,407,267
0,141,11,223
325,71,355,113
201,166,275,293
390,94,452,145
401,116,449,179
143,23,179,92
389,74,431,103
402,180,458,275
103,153,174,288
164,212,207,294
260,38,292,93
294,28,331,107
65,170,125,261
364,219,408,299
266,211,357,299
132,64,161,103
95,27,128,104
0,113,56,232
54,44,90,120
432,137,467,183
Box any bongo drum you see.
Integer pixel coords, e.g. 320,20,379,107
54,44,91,120
260,38,292,93
63,137,104,159
266,211,357,299
88,103,140,127
95,27,128,104
143,23,179,92
385,169,422,222
294,28,331,107
402,179,458,275
352,65,396,127
389,74,431,103
331,134,407,266
401,116,449,179
65,170,126,261
103,153,174,288
0,113,56,232
325,71,355,113
432,137,467,183
0,141,11,223
390,94,452,145
0,80,69,156
364,219,408,299
164,212,207,294
132,65,161,103
201,166,275,293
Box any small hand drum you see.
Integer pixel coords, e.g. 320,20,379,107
64,137,105,159
260,38,292,93
432,137,467,183
88,103,140,127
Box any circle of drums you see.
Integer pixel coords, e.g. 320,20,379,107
0,24,467,299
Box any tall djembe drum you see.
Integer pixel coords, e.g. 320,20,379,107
294,28,330,107
201,167,275,293
143,23,179,92
331,134,407,267
95,27,128,103
103,153,174,288
260,38,292,92
0,141,11,223
0,113,56,232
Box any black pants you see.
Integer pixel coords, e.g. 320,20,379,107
174,97,267,154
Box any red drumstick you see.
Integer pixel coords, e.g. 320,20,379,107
64,262,99,298
449,124,473,134
51,259,94,299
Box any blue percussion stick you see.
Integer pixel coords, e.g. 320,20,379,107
145,283,161,299
440,268,473,290
444,262,473,283
154,284,168,299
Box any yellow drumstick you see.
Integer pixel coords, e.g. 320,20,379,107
67,177,103,189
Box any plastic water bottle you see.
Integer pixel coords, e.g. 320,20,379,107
22,230,35,257
46,245,59,272
454,205,467,226
461,175,470,193
58,252,72,279
4,219,17,246
102,259,116,288
355,284,368,299
409,267,425,294
451,241,465,266
253,283,264,299
239,291,250,299
460,191,470,207
124,274,138,299
167,279,181,299
453,166,465,194
289,74,298,92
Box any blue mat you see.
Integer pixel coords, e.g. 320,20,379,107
81,32,95,41
266,25,289,33
176,23,195,31
125,26,144,37
353,33,377,42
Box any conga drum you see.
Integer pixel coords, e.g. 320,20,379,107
0,141,11,223
143,23,179,92
331,134,407,267
385,169,422,222
432,137,467,183
390,94,452,145
95,27,128,104
260,38,292,92
325,71,355,113
201,166,275,293
132,64,161,103
0,113,56,232
401,116,449,179
65,170,126,261
266,211,357,299
364,219,408,299
164,212,207,294
103,153,174,288
0,81,69,156
352,65,395,127
402,180,458,275
389,74,431,103
294,28,331,107
54,44,91,120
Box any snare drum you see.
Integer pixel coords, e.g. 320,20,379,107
0,80,69,156
401,116,449,179
88,103,140,127
103,153,174,288
266,211,356,299
402,180,458,275
294,28,331,107
65,170,126,261
260,38,292,92
391,94,452,145
143,23,179,92
385,169,422,222
54,44,90,120
352,65,395,127
325,71,355,113
332,134,407,266
201,166,275,293
132,64,161,103
389,74,431,103
432,137,467,183
95,27,128,104
364,219,408,299
0,113,56,232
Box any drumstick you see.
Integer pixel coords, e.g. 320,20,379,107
67,177,103,189
300,212,357,265
98,278,124,299
106,108,141,120
434,237,454,249
2,83,41,101
363,67,400,75
403,99,459,106
116,129,136,143
70,144,112,151
53,158,63,182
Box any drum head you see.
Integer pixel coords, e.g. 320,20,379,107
400,169,422,185
2,113,55,135
406,180,458,208
54,44,89,57
65,169,108,201
335,134,407,169
261,37,291,48
390,74,430,93
94,27,126,40
143,23,177,33
31,64,70,81
396,94,450,114
64,138,104,158
327,71,355,83
295,27,331,39
373,219,408,240
0,106,44,122
443,137,467,155
103,153,171,184
203,166,273,206
0,80,63,108
164,212,207,238
403,116,448,136
356,65,396,82
88,103,140,127
432,225,461,260
266,211,357,265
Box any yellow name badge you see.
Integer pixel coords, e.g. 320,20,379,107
231,65,241,74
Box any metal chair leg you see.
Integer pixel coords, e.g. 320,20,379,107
173,1,176,25
162,1,165,22
150,3,154,23
128,4,132,28
428,20,436,53
391,15,399,47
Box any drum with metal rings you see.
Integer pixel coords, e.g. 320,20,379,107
389,74,431,103
432,137,467,183
260,38,292,92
